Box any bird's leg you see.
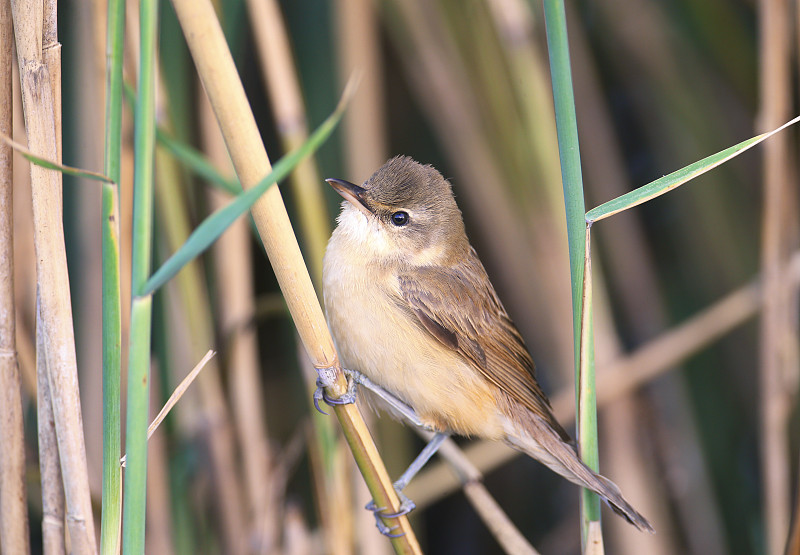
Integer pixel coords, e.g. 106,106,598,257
393,432,448,492
365,432,449,537
314,367,445,537
314,366,424,421
346,369,431,429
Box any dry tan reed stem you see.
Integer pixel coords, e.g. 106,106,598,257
10,0,97,551
584,521,604,555
246,0,331,283
246,1,362,551
408,261,777,506
430,434,540,555
42,0,58,163
37,299,66,555
758,0,794,552
0,2,30,553
334,0,387,179
15,309,37,398
154,145,248,555
299,344,355,555
168,0,420,549
201,90,278,552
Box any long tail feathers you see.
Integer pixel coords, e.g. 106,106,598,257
587,471,655,533
505,421,655,534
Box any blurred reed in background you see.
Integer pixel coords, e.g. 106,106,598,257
3,0,796,554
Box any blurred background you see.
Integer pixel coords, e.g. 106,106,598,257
8,0,798,553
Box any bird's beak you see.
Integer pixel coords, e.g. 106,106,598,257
326,178,374,217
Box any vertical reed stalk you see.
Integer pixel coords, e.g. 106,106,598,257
245,0,331,284
11,0,97,551
122,0,158,551
245,2,350,551
168,0,421,550
201,93,275,552
334,0,387,180
757,0,793,552
0,1,30,553
154,140,248,555
101,0,125,553
542,0,601,545
37,300,66,555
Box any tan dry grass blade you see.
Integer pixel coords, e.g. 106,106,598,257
121,350,216,467
10,1,97,551
168,0,421,550
147,350,215,439
0,1,30,553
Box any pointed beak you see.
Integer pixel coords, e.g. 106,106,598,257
326,178,374,216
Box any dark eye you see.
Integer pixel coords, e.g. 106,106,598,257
390,211,409,226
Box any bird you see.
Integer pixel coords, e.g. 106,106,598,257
321,155,654,533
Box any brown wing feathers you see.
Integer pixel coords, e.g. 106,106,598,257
399,248,571,441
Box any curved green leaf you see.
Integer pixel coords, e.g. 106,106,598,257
139,92,348,297
0,130,114,184
586,115,800,224
157,128,241,195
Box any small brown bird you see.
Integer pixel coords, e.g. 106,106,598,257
322,156,653,533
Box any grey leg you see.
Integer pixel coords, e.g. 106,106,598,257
315,368,446,538
365,431,449,537
393,432,449,492
345,369,431,429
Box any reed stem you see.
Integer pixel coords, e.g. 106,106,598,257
122,0,158,551
100,0,125,553
0,2,30,552
542,0,602,544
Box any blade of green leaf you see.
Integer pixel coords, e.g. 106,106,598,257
157,128,241,195
586,115,800,223
0,130,115,184
124,81,241,195
139,92,348,297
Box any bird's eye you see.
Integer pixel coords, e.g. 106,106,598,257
390,211,409,226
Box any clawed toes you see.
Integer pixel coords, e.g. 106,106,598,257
365,494,415,537
313,374,358,415
313,379,329,415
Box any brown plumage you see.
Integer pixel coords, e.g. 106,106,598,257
323,156,654,533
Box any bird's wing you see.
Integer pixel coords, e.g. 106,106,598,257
398,248,571,441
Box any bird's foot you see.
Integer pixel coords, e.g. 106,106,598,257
313,369,358,415
365,489,416,537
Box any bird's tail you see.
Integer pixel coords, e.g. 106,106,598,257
505,419,655,533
